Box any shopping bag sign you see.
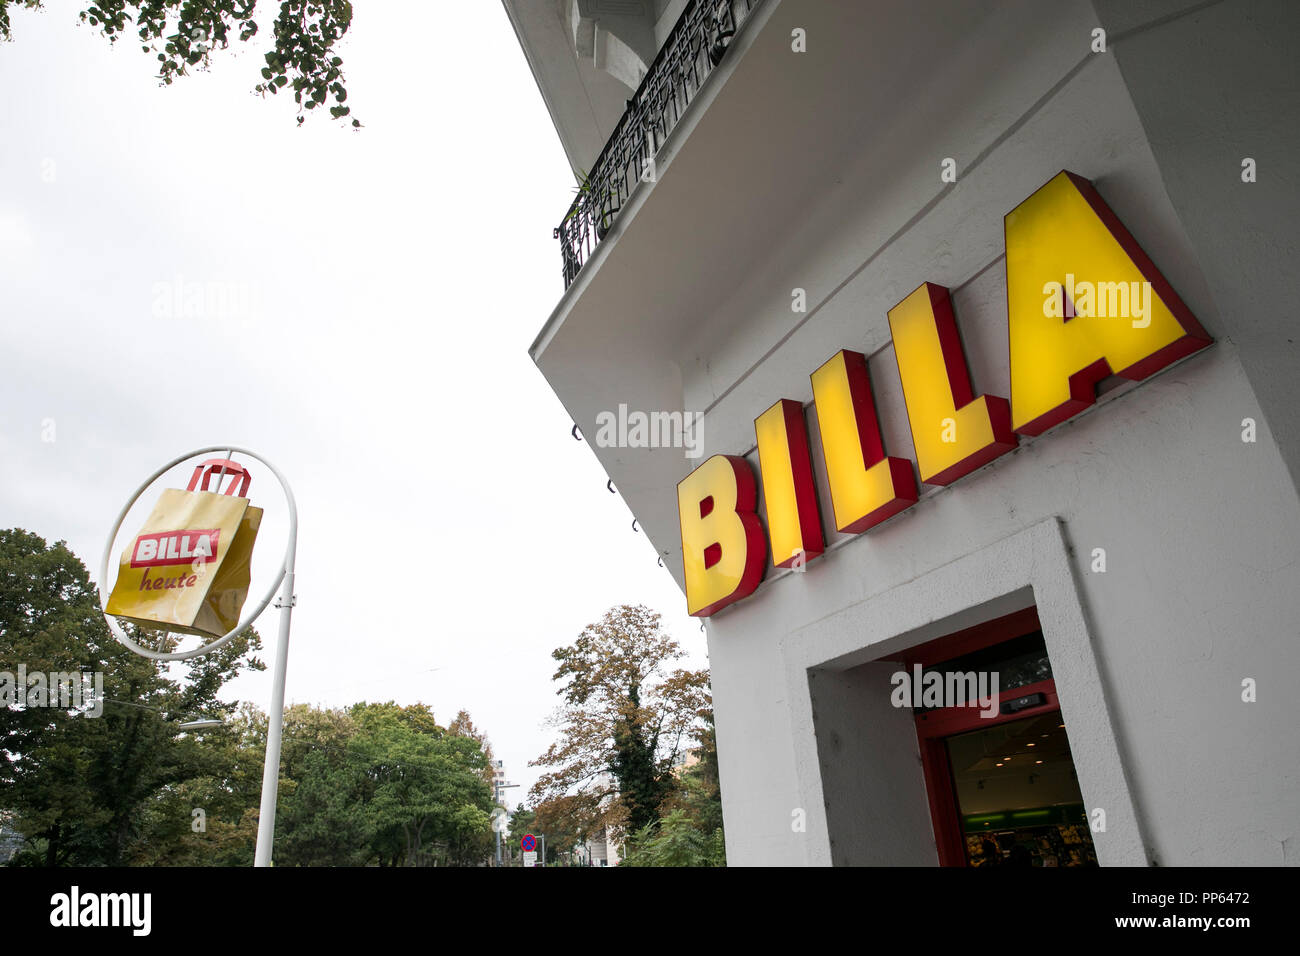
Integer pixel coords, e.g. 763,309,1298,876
130,529,220,567
106,458,263,639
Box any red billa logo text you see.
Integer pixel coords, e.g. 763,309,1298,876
130,529,220,568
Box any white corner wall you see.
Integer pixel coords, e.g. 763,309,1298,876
699,0,1300,866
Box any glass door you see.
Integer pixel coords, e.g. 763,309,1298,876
942,710,1097,867
897,608,1099,866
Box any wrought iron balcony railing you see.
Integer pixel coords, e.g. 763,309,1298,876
554,0,763,288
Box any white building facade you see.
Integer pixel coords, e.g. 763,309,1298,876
507,0,1300,866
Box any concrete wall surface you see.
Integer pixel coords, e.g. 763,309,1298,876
695,0,1300,866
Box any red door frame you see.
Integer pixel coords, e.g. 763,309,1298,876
876,606,1060,867
917,680,1062,866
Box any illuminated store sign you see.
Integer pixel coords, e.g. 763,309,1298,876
677,171,1211,617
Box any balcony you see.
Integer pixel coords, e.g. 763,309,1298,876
553,0,765,288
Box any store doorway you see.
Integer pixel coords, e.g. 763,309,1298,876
899,608,1099,867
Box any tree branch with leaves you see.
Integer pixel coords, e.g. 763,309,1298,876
0,0,359,126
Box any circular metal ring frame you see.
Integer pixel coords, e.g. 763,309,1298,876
98,445,298,662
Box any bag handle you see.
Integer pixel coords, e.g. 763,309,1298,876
187,459,252,497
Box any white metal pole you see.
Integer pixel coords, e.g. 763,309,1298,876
254,540,297,867
494,784,502,867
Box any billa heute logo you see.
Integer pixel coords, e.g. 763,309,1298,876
129,529,220,567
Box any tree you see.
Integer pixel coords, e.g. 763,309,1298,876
506,803,534,864
507,801,577,866
272,704,373,867
0,0,359,126
530,797,582,864
0,529,263,866
619,810,724,867
447,708,497,790
349,702,494,867
529,604,711,843
658,712,725,857
275,747,374,866
272,702,498,867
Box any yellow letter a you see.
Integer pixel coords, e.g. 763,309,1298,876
1006,171,1211,436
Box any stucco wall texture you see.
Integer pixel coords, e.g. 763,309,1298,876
697,1,1300,866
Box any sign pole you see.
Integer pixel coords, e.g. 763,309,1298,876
254,535,297,867
98,445,299,869
494,783,502,867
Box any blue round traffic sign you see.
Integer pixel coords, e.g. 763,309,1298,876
521,834,536,852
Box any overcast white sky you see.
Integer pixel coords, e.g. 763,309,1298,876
0,0,706,803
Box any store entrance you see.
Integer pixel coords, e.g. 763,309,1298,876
939,710,1097,867
900,608,1099,867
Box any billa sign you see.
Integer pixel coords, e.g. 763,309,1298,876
677,171,1210,617
106,459,263,637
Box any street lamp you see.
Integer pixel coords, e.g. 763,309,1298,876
100,698,227,733
177,719,224,731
